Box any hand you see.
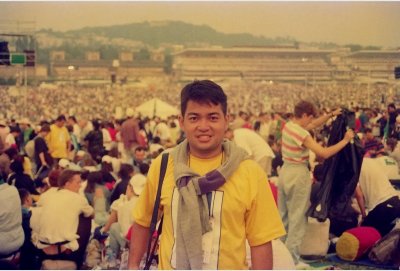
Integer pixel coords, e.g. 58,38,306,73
344,129,355,142
331,108,342,117
358,215,366,226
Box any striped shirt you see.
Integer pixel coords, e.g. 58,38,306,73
282,121,310,164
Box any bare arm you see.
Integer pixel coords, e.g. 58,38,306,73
354,185,367,219
102,210,118,233
250,241,273,270
303,129,354,159
306,108,341,131
39,152,48,167
128,222,150,269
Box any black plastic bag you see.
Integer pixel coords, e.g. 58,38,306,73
307,109,364,221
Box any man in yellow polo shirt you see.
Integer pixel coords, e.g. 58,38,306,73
47,115,71,161
128,80,285,270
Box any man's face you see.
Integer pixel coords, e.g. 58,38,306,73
179,100,228,158
64,174,82,193
135,150,146,162
56,120,65,128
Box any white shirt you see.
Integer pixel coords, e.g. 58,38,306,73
233,128,275,162
258,121,271,141
389,144,400,173
5,133,16,149
0,183,24,255
78,181,87,197
110,194,139,237
31,189,93,251
154,122,171,141
149,143,164,155
37,187,58,204
73,123,81,140
375,155,400,180
359,158,399,211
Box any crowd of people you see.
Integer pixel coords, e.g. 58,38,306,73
0,79,398,124
0,78,399,270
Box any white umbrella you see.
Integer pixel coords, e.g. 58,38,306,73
136,98,179,118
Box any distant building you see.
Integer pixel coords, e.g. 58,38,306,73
172,47,335,82
86,51,100,61
49,49,165,81
1,47,397,84
50,51,65,61
346,50,400,83
172,47,400,83
151,50,165,62
119,52,134,62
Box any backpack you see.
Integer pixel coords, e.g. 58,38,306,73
368,228,400,266
24,138,36,159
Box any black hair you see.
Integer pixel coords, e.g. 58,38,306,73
153,136,161,144
118,163,134,179
139,163,150,175
68,116,77,123
92,119,100,130
66,125,73,133
84,171,103,194
58,170,81,188
105,121,114,129
80,170,90,181
10,126,20,133
180,80,227,116
135,146,145,153
101,161,113,173
10,159,24,174
169,121,177,128
56,115,66,122
4,147,18,159
294,100,317,118
40,124,51,133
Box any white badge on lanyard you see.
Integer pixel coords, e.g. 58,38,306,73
202,217,215,264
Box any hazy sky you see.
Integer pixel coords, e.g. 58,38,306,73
1,1,400,47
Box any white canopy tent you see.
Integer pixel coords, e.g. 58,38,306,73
135,98,179,119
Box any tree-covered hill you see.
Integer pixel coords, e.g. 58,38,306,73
64,20,294,47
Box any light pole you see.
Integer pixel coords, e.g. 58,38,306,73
68,65,75,86
302,57,308,90
367,68,371,108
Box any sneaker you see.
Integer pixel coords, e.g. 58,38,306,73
295,261,311,270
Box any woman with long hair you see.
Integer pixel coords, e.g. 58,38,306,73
84,171,110,226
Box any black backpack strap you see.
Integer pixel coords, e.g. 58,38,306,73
144,152,169,270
